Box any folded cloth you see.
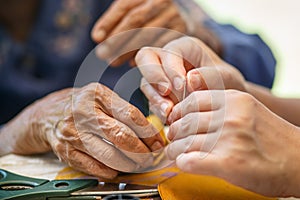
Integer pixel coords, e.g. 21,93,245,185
158,170,276,200
55,166,276,200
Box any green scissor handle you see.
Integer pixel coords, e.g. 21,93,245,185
0,168,98,200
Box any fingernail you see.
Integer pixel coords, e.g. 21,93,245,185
95,29,106,41
96,45,110,59
173,77,185,91
189,73,202,90
158,82,170,95
161,102,169,113
160,102,170,117
166,129,173,141
151,141,163,151
167,112,174,124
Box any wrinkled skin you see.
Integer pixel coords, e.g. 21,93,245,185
136,36,245,122
166,90,300,197
0,83,164,179
91,0,221,66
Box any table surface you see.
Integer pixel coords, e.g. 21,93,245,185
0,153,299,200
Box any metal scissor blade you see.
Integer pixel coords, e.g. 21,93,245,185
71,182,158,197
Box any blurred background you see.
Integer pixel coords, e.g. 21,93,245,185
196,0,300,97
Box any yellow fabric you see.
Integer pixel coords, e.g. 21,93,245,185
158,172,276,200
56,166,276,200
55,115,277,200
55,165,179,186
147,114,168,145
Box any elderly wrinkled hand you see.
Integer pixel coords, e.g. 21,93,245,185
0,83,164,179
91,0,186,66
135,37,245,122
91,0,220,67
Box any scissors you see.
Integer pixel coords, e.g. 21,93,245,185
0,169,160,200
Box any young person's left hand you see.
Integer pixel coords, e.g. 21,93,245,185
136,37,245,122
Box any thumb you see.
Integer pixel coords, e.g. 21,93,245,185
187,67,225,93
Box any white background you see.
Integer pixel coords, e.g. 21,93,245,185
196,0,300,97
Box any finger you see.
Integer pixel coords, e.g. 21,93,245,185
123,3,183,52
160,46,187,94
168,112,219,141
93,110,156,169
186,68,208,92
136,47,172,96
109,50,137,67
160,37,199,93
150,27,185,51
150,33,189,102
56,142,118,179
95,0,169,62
160,36,221,92
165,132,220,160
168,90,224,123
148,31,188,99
140,78,173,122
73,83,164,156
95,30,136,63
95,1,185,66
96,28,159,67
106,0,169,37
54,121,143,172
108,26,172,66
91,0,144,43
187,67,229,93
148,6,187,48
132,4,185,48
94,84,165,152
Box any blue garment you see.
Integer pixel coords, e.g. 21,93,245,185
0,0,276,124
205,20,276,88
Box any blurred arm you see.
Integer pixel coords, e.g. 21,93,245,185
246,82,300,126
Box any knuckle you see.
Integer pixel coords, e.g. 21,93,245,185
126,12,145,27
105,124,135,150
127,105,147,126
182,135,195,150
53,142,66,160
219,66,234,85
85,82,100,89
136,48,147,63
100,145,117,161
224,115,245,130
226,89,253,103
180,113,195,133
56,119,77,140
182,155,197,172
116,0,130,11
185,94,197,110
79,83,100,99
222,153,246,171
186,91,202,107
168,124,176,139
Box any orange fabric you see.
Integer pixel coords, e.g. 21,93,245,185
158,171,276,200
56,166,276,200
